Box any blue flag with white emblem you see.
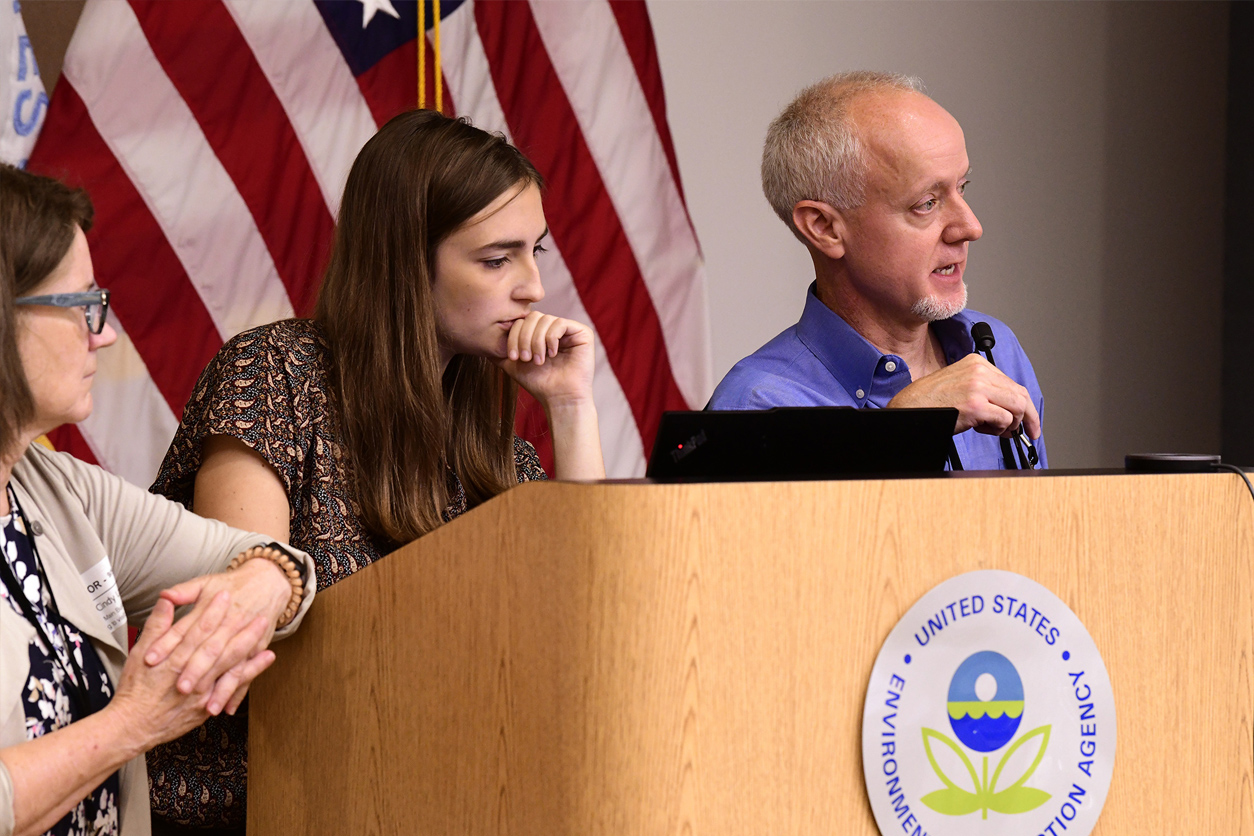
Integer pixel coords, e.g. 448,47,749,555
0,0,47,167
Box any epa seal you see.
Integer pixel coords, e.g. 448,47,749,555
862,570,1115,836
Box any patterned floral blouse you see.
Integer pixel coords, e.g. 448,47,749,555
146,318,546,828
1,511,119,836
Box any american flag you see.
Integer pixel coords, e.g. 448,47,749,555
28,0,710,483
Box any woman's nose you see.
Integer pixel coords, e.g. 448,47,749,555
516,259,545,303
91,321,119,350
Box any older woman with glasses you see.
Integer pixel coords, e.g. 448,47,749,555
0,163,318,836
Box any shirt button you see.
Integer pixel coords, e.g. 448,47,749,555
884,360,897,373
855,388,865,399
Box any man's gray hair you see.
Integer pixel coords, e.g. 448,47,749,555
762,71,923,243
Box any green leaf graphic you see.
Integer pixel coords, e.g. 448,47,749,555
921,728,980,793
988,786,1052,814
921,725,1053,819
990,725,1052,793
921,788,984,816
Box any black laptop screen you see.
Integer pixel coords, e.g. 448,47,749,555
646,407,959,482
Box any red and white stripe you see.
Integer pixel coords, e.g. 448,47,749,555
31,0,709,485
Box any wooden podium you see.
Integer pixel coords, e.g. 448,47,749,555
249,473,1254,834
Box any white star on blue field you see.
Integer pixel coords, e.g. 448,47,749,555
356,0,401,28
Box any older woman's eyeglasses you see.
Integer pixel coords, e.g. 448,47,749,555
15,288,111,334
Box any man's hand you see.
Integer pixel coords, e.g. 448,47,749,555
887,354,1041,439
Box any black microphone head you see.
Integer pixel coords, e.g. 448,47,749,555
971,321,996,351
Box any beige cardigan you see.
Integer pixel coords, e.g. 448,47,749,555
0,443,316,836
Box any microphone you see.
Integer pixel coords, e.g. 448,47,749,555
971,321,996,353
971,321,1039,468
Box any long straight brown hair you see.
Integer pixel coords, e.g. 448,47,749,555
0,164,94,460
314,111,543,547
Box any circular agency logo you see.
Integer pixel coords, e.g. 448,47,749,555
862,570,1115,836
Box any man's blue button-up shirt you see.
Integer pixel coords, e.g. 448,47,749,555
708,285,1047,470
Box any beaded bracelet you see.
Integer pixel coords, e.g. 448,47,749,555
228,543,306,628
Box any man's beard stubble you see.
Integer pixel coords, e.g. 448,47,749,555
910,282,968,322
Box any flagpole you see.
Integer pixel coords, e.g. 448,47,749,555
418,0,426,108
433,0,442,113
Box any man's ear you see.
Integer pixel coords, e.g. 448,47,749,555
792,200,847,259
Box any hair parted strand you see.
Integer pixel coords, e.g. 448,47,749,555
761,70,923,243
0,164,94,460
314,110,543,548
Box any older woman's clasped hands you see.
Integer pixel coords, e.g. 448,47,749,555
2,579,291,836
112,592,275,749
142,558,295,714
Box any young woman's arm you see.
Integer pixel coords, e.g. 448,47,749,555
192,435,292,542
543,397,604,481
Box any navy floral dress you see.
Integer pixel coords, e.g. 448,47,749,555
0,511,119,836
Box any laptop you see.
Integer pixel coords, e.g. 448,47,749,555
646,406,959,482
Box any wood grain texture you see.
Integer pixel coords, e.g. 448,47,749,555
249,473,1254,834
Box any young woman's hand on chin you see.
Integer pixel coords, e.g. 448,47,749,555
496,311,605,480
497,310,594,405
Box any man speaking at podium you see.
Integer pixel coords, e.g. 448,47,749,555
709,72,1047,470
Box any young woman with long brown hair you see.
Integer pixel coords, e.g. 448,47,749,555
145,110,605,832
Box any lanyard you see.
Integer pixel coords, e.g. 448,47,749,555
952,436,1027,471
0,485,96,719
1000,437,1020,470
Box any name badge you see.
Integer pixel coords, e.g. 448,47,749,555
80,557,125,633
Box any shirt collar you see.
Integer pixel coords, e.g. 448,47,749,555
933,311,977,363
794,282,979,403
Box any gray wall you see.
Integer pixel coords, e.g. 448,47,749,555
649,0,1229,467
